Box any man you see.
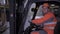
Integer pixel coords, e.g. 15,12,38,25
31,3,57,34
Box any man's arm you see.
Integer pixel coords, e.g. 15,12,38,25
32,13,54,24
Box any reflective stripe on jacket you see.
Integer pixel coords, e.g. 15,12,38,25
32,12,57,25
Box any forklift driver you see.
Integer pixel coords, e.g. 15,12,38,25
31,3,57,34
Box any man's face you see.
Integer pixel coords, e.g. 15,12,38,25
42,3,49,14
42,6,49,14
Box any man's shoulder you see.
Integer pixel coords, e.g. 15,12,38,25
47,12,53,14
45,12,54,17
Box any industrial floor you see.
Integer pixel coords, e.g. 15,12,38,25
2,22,10,34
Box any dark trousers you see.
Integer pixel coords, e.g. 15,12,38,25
54,22,60,34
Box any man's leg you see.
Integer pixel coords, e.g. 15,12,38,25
54,22,60,34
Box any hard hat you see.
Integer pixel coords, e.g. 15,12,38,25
42,3,49,7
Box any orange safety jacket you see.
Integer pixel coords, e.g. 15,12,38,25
32,12,57,34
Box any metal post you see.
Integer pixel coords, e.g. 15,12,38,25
9,0,16,34
18,0,33,34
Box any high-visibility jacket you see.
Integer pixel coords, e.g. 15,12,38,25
32,12,57,34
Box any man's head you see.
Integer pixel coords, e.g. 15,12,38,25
42,3,50,14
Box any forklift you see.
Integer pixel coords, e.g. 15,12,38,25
0,0,9,34
0,0,16,34
17,0,60,34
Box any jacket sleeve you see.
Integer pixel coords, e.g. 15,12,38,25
32,13,54,24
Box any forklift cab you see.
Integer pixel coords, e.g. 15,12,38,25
17,0,60,34
23,1,60,34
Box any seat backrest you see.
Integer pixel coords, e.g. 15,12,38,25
31,30,47,34
31,31,40,34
